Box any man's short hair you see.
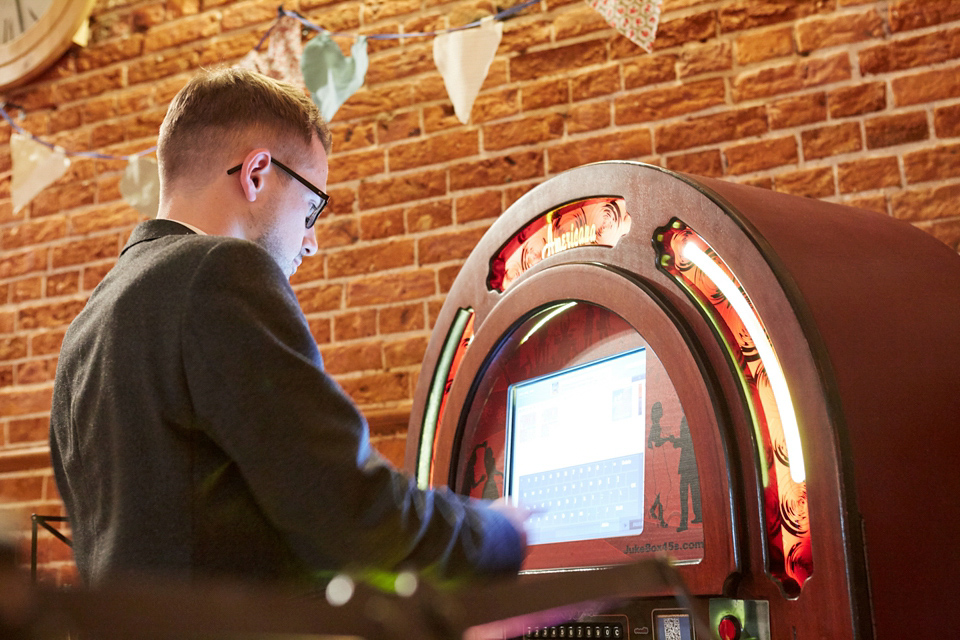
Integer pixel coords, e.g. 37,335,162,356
158,68,332,188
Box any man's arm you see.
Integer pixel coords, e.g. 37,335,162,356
181,240,525,581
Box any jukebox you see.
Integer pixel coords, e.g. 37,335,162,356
405,162,960,640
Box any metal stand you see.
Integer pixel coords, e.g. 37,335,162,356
30,514,71,583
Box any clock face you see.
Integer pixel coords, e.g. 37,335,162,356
0,0,54,46
0,0,94,91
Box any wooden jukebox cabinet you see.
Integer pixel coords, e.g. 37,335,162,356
405,162,960,640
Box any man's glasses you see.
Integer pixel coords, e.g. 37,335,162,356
227,158,330,228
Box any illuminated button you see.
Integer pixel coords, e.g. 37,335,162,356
718,615,742,640
613,626,622,638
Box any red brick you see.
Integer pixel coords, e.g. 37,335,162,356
521,79,569,111
359,169,446,209
18,299,86,330
456,191,502,223
383,336,429,368
859,27,960,75
472,87,522,124
1,218,66,250
616,78,726,125
571,67,620,102
31,330,65,356
449,151,543,191
143,12,220,52
893,65,960,107
889,0,960,33
735,27,794,65
297,284,342,314
796,9,883,53
76,34,145,72
327,240,415,278
45,272,80,298
775,167,835,198
327,149,385,184
510,40,607,82
339,371,410,405
52,236,121,269
0,336,27,361
548,129,653,173
320,341,383,375
379,303,425,334
903,143,960,183
837,157,902,193
555,4,610,40
864,111,929,149
128,51,200,85
656,107,768,153
376,111,421,144
308,318,331,345
326,188,356,217
653,11,717,50
568,102,612,134
935,103,960,138
407,201,453,232
372,433,407,468
725,136,798,174
328,117,376,154
678,41,733,78
0,475,44,502
665,150,724,177
0,387,53,417
17,358,57,384
360,208,405,240
438,264,461,293
828,82,886,118
83,263,114,291
768,92,827,129
347,270,436,307
313,218,359,252
801,122,862,160
845,195,888,215
70,204,142,236
483,114,563,151
920,218,960,251
337,84,416,121
891,183,960,221
362,0,416,22
0,248,46,281
500,18,553,54
364,44,434,85
419,227,488,264
623,56,677,89
720,0,830,32
733,52,851,102
9,417,49,444
11,278,42,304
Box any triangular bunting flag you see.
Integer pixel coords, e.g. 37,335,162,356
585,0,662,52
301,33,369,122
11,133,70,214
120,156,161,217
433,17,503,125
237,15,307,89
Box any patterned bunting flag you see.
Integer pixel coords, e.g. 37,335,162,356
585,0,663,52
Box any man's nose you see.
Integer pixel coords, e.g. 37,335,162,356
302,225,318,256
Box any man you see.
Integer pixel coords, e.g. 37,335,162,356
50,68,526,587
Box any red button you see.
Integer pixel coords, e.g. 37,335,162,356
718,615,741,640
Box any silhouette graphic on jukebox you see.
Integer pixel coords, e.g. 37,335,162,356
406,162,960,640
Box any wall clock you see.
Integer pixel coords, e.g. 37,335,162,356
0,0,97,91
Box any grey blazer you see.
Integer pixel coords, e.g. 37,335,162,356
50,219,523,586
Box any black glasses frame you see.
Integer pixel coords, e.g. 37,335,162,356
227,158,330,228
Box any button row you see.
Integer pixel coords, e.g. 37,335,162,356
525,622,623,638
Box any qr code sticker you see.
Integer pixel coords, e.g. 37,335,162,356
662,616,682,640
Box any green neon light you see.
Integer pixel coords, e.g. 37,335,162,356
417,307,474,489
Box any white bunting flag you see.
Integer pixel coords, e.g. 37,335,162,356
11,133,71,214
120,155,161,217
433,17,503,124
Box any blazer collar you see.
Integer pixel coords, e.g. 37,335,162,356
121,219,196,257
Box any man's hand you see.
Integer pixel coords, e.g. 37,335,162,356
488,498,536,547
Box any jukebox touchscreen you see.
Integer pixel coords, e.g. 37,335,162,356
506,349,647,545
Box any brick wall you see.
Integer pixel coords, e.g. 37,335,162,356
1,0,958,585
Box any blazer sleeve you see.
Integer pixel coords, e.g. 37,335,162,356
180,240,524,581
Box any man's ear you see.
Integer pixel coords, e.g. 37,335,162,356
237,148,272,203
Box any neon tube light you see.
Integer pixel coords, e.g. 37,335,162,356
682,242,806,484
